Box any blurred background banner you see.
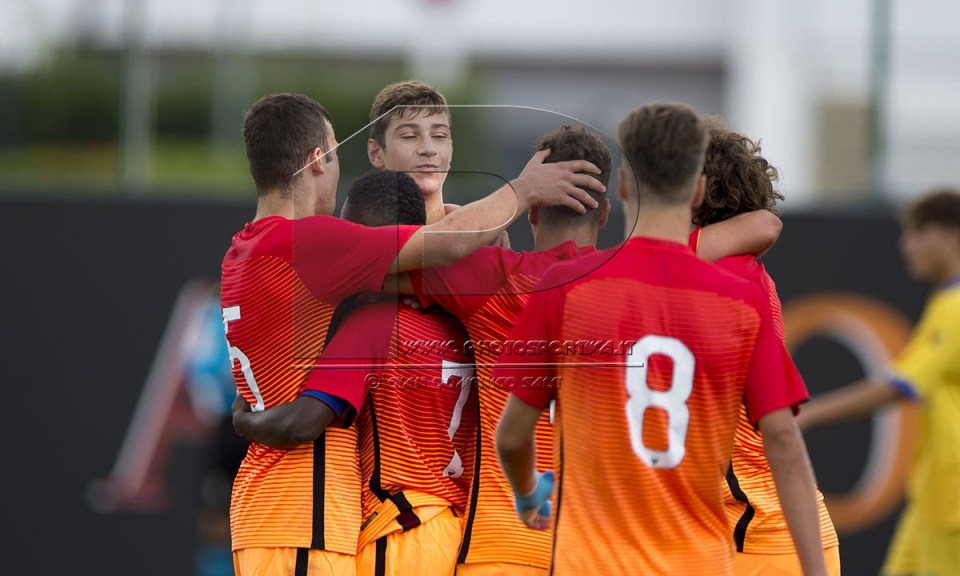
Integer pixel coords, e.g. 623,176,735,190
2,0,957,574
0,198,926,575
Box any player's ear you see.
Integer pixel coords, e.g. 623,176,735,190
528,205,539,226
616,166,629,203
309,147,327,175
691,174,706,208
597,198,611,230
368,139,385,169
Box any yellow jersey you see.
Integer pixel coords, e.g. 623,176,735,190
890,277,960,527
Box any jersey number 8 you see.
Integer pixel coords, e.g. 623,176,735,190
625,335,694,469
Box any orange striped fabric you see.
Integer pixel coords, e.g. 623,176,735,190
459,279,555,567
411,241,596,568
348,302,477,545
220,215,417,554
499,238,809,575
715,255,839,554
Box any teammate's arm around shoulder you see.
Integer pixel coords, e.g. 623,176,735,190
391,149,604,273
697,210,782,261
233,394,338,449
758,408,827,576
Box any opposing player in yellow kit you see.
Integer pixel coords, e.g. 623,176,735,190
800,189,960,576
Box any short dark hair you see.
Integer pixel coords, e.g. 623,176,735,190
904,188,960,230
693,115,783,227
369,80,450,148
340,169,427,226
535,125,612,227
243,93,333,196
616,102,708,205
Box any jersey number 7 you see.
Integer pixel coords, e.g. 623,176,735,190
442,360,474,478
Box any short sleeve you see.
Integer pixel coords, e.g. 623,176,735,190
301,301,396,417
743,289,809,424
409,246,516,319
492,267,565,410
293,216,419,304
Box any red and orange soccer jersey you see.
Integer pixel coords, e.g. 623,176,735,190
714,257,840,554
220,215,417,553
495,237,809,575
303,298,477,549
410,241,596,568
689,230,838,554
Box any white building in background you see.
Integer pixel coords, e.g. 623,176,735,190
3,0,960,205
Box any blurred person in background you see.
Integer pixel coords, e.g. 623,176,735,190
185,284,247,576
799,189,960,576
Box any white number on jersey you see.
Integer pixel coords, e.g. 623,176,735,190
222,305,264,412
625,335,694,469
442,360,474,478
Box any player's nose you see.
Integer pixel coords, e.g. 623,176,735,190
418,140,438,156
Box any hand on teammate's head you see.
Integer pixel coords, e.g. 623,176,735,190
515,149,605,215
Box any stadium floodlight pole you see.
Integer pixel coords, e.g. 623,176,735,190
210,0,255,153
868,0,891,200
119,0,151,195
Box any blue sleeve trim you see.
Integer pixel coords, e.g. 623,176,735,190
940,274,960,291
300,390,349,416
889,376,921,402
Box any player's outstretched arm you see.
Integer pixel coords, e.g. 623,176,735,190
759,408,827,576
697,210,782,261
496,395,552,530
232,395,337,450
391,149,604,273
796,378,904,431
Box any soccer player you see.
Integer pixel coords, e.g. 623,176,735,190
798,189,960,576
368,80,452,225
390,124,782,576
234,168,476,575
223,93,604,575
367,79,511,247
494,102,826,575
406,125,611,576
690,116,840,575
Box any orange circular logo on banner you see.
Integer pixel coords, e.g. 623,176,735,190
783,293,917,534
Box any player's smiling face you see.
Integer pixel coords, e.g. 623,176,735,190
373,112,452,200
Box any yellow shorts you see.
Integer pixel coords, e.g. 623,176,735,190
356,507,461,576
883,505,960,576
456,562,548,576
233,547,356,576
733,546,841,576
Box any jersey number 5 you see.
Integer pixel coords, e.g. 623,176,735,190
625,335,694,469
222,305,264,412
